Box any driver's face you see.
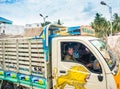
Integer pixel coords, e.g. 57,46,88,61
68,48,73,55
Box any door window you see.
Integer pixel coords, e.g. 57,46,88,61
61,42,102,74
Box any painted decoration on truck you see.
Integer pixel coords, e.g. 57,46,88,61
41,26,49,61
81,25,95,36
54,65,90,89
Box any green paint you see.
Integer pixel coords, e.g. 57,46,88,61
82,28,94,34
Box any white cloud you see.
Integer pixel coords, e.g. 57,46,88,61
0,0,120,26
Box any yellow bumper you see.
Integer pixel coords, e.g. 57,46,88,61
114,64,120,89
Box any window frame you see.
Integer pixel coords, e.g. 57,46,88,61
60,41,103,74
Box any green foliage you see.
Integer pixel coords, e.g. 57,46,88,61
91,13,110,37
91,13,120,37
113,13,120,33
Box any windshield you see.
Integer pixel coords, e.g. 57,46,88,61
90,39,117,70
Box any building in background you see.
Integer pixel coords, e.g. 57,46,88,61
25,23,41,28
0,17,24,35
24,23,43,37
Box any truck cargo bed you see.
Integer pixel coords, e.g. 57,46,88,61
0,37,47,89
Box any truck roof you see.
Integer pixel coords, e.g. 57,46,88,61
55,35,99,41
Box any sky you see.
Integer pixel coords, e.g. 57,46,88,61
0,0,120,26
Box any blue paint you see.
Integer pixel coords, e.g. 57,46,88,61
42,26,49,61
6,72,10,76
68,26,80,35
0,17,12,24
19,75,25,80
0,0,18,4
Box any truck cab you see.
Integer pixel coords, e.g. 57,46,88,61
52,36,120,89
48,25,120,89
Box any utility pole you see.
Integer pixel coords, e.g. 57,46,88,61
100,1,112,36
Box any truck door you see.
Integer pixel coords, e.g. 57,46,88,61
53,40,107,89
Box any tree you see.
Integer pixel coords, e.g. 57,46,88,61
91,13,110,37
112,13,120,33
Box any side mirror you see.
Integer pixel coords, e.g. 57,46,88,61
98,75,103,81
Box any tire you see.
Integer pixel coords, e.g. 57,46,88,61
3,83,14,89
1,81,7,89
16,86,23,89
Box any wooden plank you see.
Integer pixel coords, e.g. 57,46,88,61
18,45,29,48
31,58,45,62
31,62,45,67
5,60,17,63
31,49,44,52
18,41,29,44
0,49,2,51
5,64,17,69
4,45,16,47
16,40,19,73
5,52,17,55
31,73,44,77
31,54,44,57
5,56,16,59
18,40,29,42
19,70,30,75
18,57,30,60
19,65,30,74
5,68,17,72
1,42,5,70
31,45,43,48
30,40,43,43
28,40,32,74
0,50,3,52
18,49,29,52
19,61,30,65
0,59,3,61
4,42,17,44
0,52,3,54
4,43,17,46
5,49,17,51
5,61,17,64
5,58,16,60
18,42,29,44
18,53,29,56
19,65,29,69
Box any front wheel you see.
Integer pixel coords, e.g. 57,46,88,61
3,83,14,89
16,86,23,89
1,81,7,89
4,84,14,89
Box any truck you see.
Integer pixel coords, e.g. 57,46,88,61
0,24,120,89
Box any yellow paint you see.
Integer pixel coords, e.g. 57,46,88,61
114,64,120,89
25,76,29,81
55,28,69,35
38,79,44,85
11,73,16,78
57,32,69,35
41,34,45,39
52,67,58,80
54,65,89,89
0,71,3,75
